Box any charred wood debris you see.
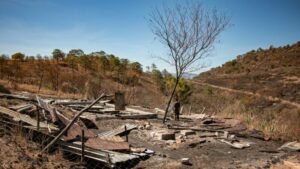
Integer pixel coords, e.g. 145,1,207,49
0,92,299,168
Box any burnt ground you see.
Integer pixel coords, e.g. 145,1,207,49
0,97,299,169
0,134,72,169
95,118,300,169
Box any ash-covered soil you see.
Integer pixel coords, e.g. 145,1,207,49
95,118,300,169
0,135,72,169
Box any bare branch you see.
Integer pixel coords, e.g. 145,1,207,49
148,2,229,123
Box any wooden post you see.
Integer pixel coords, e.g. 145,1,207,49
115,92,125,110
81,129,85,163
106,152,111,165
41,93,106,153
125,125,128,142
36,107,40,131
188,105,192,115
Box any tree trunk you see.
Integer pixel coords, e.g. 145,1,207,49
38,73,44,93
163,77,180,123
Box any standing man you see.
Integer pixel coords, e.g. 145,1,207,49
174,98,180,121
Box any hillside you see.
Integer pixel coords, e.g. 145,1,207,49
0,51,167,108
196,41,300,104
189,42,300,140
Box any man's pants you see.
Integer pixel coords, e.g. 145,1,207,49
175,113,179,121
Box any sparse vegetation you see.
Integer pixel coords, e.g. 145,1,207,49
191,42,300,140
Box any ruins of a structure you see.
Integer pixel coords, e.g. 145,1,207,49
0,92,299,168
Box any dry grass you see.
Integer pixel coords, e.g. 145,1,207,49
221,101,300,140
0,79,84,99
0,124,71,169
190,85,300,141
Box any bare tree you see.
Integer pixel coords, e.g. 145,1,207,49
148,2,229,123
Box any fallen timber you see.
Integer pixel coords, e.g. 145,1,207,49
0,106,58,132
42,93,108,152
56,100,157,119
0,115,139,167
0,93,36,102
9,104,34,113
94,103,158,120
0,93,143,167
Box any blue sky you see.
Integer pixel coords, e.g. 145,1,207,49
0,0,299,73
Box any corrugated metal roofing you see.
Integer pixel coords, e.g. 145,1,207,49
98,123,137,138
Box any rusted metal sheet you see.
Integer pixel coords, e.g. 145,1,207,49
60,142,138,165
56,111,129,150
55,111,95,141
0,115,137,166
78,137,130,151
98,123,137,138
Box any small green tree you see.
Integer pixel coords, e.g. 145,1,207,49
52,49,65,62
11,52,25,61
165,77,192,103
129,62,143,75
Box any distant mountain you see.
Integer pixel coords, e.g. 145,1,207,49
182,72,198,79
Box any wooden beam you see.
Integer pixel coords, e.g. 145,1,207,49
41,93,106,153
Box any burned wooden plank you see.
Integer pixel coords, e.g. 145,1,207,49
36,96,59,124
55,110,96,141
54,100,111,106
0,106,58,131
0,111,137,166
168,126,230,132
9,104,34,113
0,93,35,102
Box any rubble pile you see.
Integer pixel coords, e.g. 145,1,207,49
0,92,299,168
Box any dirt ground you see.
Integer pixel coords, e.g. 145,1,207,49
0,95,299,169
95,118,300,169
0,134,73,169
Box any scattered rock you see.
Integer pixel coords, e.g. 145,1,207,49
199,132,218,138
247,129,271,141
278,141,300,151
131,147,146,153
166,140,176,145
188,138,206,148
176,138,185,144
145,149,155,155
229,134,236,140
180,130,196,136
223,131,229,138
219,139,251,149
181,158,192,165
145,124,152,130
159,133,175,140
